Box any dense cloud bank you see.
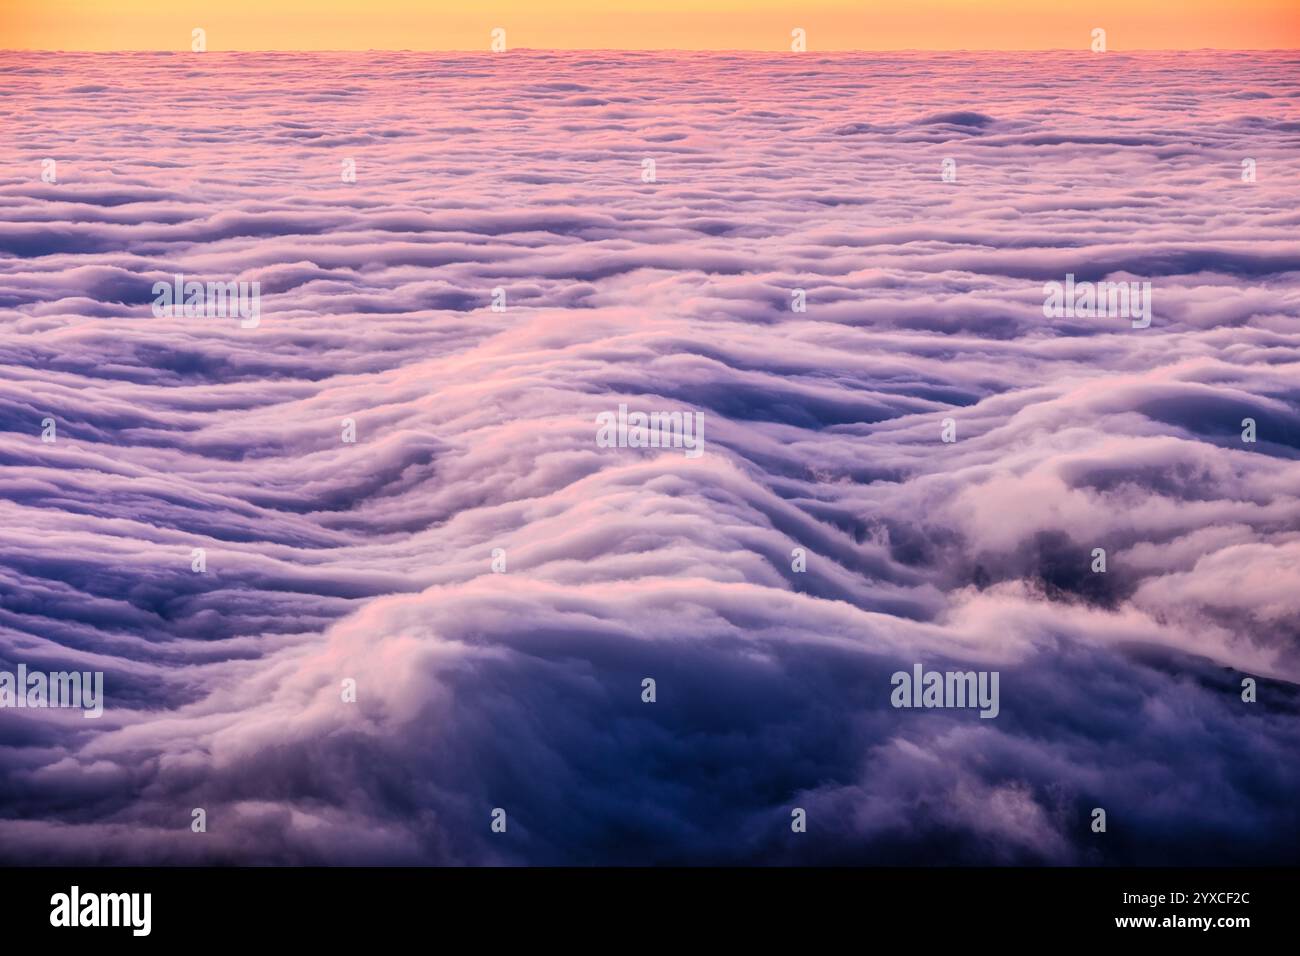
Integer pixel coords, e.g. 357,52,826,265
0,50,1298,863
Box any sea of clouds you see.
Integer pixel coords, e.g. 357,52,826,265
0,50,1298,864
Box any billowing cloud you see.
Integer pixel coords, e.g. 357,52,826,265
0,50,1297,864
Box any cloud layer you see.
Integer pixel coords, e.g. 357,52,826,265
1,50,1298,864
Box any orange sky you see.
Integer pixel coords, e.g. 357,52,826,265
3,0,1298,50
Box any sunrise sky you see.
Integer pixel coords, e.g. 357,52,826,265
3,0,1298,50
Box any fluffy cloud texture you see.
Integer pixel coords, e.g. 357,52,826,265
0,50,1298,864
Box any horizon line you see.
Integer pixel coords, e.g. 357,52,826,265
5,46,1298,53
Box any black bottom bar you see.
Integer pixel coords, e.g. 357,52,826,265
1,866,1284,943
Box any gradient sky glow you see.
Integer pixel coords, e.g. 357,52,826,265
3,0,1299,50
